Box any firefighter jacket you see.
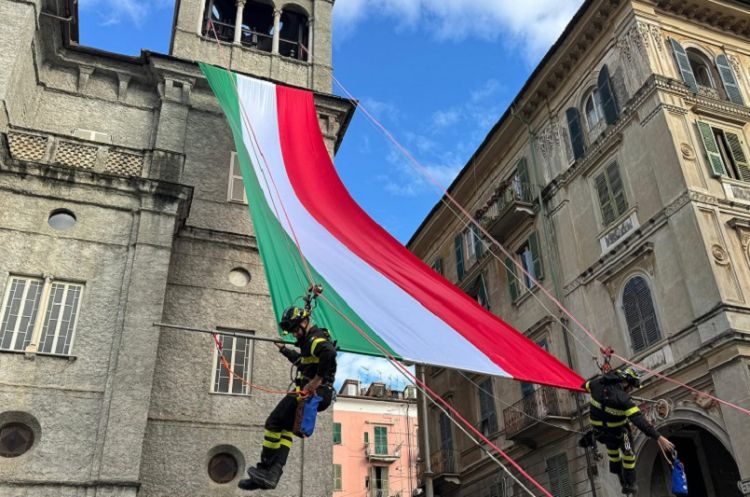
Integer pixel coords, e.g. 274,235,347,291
584,374,660,439
280,326,337,385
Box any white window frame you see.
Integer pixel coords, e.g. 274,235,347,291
0,275,83,356
227,152,248,204
211,328,255,395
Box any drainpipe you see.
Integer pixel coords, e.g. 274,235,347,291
510,106,599,497
417,364,434,497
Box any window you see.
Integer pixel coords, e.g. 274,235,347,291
212,329,254,395
279,8,310,61
0,276,83,356
584,89,604,133
546,453,573,497
468,274,490,309
505,232,544,299
203,0,238,42
594,162,628,227
463,224,483,266
670,39,745,105
48,209,77,231
228,152,248,204
333,422,342,444
478,378,498,436
240,1,274,52
598,65,620,125
432,257,443,275
207,452,238,484
371,466,389,497
454,233,465,280
566,107,586,160
374,426,388,455
438,410,453,451
333,464,342,491
696,121,750,181
0,423,34,458
687,49,715,88
622,276,661,353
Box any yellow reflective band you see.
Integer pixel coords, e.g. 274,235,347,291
590,399,602,409
263,440,281,449
607,419,627,427
280,438,293,448
625,406,641,417
310,338,326,355
585,381,591,392
604,406,627,416
264,430,281,440
622,455,636,461
590,419,604,426
300,356,320,364
607,449,620,455
623,462,636,469
609,456,621,462
281,430,294,438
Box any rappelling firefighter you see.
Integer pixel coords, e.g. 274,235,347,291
238,303,337,491
583,367,674,495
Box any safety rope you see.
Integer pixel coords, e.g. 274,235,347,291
327,72,750,418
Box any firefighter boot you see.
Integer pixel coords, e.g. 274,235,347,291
621,468,637,495
245,443,291,490
238,445,277,491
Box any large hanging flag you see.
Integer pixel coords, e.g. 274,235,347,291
201,64,584,391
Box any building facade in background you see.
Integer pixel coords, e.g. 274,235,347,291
333,380,419,497
408,1,750,496
0,0,352,496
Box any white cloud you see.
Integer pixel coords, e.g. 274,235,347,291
334,0,584,60
334,352,415,392
79,0,173,27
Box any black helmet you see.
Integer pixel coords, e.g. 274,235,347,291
616,367,641,388
279,306,310,332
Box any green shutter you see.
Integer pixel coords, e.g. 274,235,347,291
374,426,388,455
566,107,586,160
716,54,744,105
697,121,727,177
477,274,489,309
606,163,628,216
454,234,465,280
528,231,544,281
333,464,342,490
670,38,698,92
472,224,483,259
505,257,519,301
516,158,531,201
364,431,369,444
333,422,341,444
595,171,616,226
725,132,750,181
598,65,620,125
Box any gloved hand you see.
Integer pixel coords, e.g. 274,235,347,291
302,376,322,396
275,343,286,352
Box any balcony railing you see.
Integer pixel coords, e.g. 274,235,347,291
478,182,534,240
503,386,575,439
203,18,235,42
365,443,400,463
430,448,459,477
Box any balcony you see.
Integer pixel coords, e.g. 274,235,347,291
365,443,400,464
503,386,576,441
477,182,535,241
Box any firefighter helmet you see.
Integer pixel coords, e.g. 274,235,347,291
616,366,641,388
279,306,310,332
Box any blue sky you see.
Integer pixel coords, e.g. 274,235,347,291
78,0,583,389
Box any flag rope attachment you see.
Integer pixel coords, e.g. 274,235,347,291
327,72,750,418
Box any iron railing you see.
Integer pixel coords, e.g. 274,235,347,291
479,182,533,227
503,386,575,437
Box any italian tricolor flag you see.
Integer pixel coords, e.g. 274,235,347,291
201,64,583,391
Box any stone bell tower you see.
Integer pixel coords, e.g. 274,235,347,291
170,0,334,92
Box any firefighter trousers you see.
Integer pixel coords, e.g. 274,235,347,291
596,429,636,486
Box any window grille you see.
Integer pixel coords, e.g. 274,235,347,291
212,329,254,394
622,276,661,352
0,276,82,356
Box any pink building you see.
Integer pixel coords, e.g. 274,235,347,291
333,380,419,497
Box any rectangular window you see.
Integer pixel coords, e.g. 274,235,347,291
514,231,544,291
696,122,750,182
454,233,465,280
0,276,82,356
432,257,443,275
594,162,628,226
333,422,342,444
374,426,388,455
478,378,498,436
228,152,248,204
333,464,342,491
371,466,389,497
547,453,573,497
439,411,453,451
212,329,254,395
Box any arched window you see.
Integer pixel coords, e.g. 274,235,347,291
584,89,604,135
279,6,310,61
686,48,716,88
622,276,661,353
241,1,274,52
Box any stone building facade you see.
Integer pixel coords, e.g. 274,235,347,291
408,1,750,496
0,1,352,496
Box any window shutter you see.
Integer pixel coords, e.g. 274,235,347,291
477,274,489,309
432,257,443,275
696,121,727,177
669,39,698,92
505,257,519,301
454,234,465,280
547,454,573,497
598,65,620,125
566,107,586,160
528,231,544,281
516,158,531,201
716,54,744,105
595,172,616,226
606,163,628,216
333,423,341,444
472,224,484,259
724,132,750,181
623,277,661,352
